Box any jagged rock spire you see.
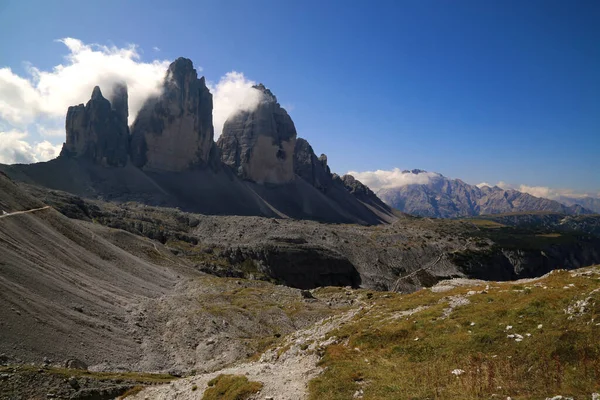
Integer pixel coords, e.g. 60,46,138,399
217,84,297,184
130,57,215,171
60,83,129,167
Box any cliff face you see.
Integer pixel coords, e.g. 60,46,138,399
293,138,333,192
217,84,297,184
60,84,129,167
130,58,215,171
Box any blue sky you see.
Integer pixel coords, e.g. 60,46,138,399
0,0,599,195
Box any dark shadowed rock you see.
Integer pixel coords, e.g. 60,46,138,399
109,82,128,124
217,84,297,184
293,138,333,192
341,174,391,211
60,85,129,167
130,57,215,171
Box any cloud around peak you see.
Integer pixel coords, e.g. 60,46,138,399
208,72,265,139
347,168,441,192
0,37,278,164
0,38,171,127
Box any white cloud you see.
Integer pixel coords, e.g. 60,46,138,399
476,182,492,188
153,46,161,52
34,141,62,161
477,180,599,200
0,38,171,128
347,168,441,191
208,72,264,139
36,124,64,137
0,130,61,164
1,37,277,163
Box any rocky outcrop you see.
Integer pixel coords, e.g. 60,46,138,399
60,85,129,167
293,138,333,192
130,58,215,171
217,84,296,184
341,174,391,211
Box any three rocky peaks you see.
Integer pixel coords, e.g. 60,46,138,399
63,58,318,183
51,57,394,224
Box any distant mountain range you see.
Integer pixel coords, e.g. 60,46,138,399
377,169,595,218
555,195,600,214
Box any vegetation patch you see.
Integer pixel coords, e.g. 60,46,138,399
0,365,175,383
202,374,263,400
309,267,600,400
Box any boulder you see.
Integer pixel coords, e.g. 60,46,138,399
130,57,215,171
64,358,88,370
60,85,129,167
217,84,296,184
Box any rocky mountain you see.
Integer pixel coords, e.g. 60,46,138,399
377,170,593,218
0,57,395,225
130,58,216,171
217,84,296,184
60,84,129,167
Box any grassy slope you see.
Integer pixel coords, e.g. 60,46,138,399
309,267,600,399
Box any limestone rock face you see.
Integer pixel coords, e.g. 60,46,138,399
293,138,333,192
60,85,129,167
217,84,296,184
130,58,214,171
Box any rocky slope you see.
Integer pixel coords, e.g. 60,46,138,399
377,170,592,218
2,171,600,399
130,266,600,400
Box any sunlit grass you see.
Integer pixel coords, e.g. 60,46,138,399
309,267,600,399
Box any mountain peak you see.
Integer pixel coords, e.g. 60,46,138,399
168,57,195,75
252,83,277,103
90,86,104,100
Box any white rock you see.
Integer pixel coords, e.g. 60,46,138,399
451,369,465,376
538,324,543,329
506,325,513,330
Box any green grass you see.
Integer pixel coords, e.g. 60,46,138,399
0,365,176,383
309,267,600,400
467,219,507,229
202,374,263,400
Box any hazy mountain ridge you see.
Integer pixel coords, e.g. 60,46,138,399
556,195,600,213
377,170,594,218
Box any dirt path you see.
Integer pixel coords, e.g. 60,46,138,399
130,305,366,400
0,206,51,220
